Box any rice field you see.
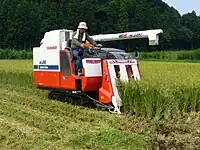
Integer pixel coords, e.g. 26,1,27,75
119,61,200,120
1,59,200,149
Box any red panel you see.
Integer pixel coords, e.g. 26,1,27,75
82,77,102,91
34,71,60,88
99,88,112,104
60,50,76,75
60,75,76,90
99,60,114,104
59,50,78,90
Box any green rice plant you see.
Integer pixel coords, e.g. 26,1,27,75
0,60,33,87
0,49,32,59
118,61,200,120
119,81,200,120
130,48,200,61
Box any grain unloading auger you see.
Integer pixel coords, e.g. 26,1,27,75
91,29,163,45
33,28,163,114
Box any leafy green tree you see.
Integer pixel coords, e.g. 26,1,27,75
39,0,61,34
116,1,129,32
0,0,200,51
181,11,200,49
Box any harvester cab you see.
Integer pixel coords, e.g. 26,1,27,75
33,28,163,114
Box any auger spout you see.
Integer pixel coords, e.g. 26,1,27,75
90,29,163,46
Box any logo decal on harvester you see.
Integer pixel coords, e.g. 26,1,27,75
34,65,59,70
119,33,142,38
39,60,46,64
86,60,101,64
47,46,57,50
108,59,136,64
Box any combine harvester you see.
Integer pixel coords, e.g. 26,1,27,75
33,28,163,114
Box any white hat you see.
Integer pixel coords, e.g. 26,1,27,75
78,22,88,29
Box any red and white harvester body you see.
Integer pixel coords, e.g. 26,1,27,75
33,29,163,114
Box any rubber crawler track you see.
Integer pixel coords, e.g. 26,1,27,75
48,90,115,112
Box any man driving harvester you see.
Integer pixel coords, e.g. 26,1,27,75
71,22,102,75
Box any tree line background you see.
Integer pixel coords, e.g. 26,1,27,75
0,0,200,52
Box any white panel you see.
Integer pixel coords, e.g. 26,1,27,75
108,65,117,96
33,47,40,71
108,65,117,84
108,65,122,111
33,29,74,72
60,31,66,42
131,65,140,80
119,65,129,82
82,58,102,77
